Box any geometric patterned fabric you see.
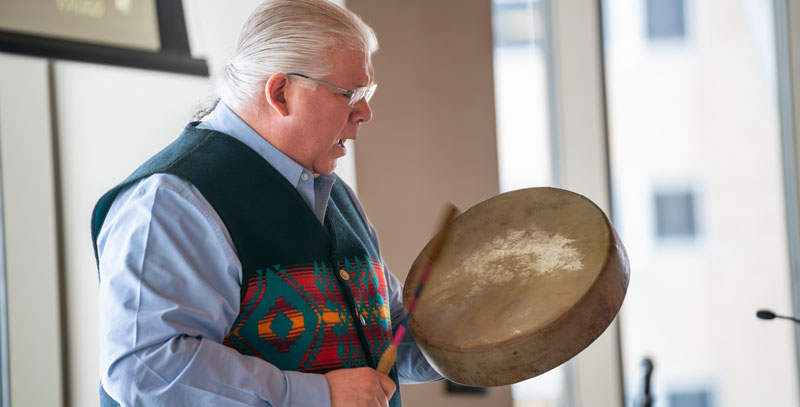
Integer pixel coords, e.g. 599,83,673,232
224,256,392,373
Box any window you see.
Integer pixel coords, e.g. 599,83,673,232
646,0,686,40
492,0,544,48
492,0,562,405
654,190,697,238
603,0,799,405
668,390,712,407
492,0,553,193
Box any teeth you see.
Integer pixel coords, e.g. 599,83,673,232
337,139,345,147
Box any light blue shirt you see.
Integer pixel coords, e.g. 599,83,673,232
97,102,440,407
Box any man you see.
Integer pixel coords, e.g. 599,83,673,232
91,1,440,406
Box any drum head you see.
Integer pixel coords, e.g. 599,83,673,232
404,187,629,386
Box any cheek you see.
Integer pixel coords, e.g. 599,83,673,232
323,110,353,135
305,102,352,143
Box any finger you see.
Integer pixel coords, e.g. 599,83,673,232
377,373,396,399
374,392,389,407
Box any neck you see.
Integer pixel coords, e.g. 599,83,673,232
233,105,314,173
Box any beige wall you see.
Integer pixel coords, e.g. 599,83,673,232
348,0,500,279
347,0,511,405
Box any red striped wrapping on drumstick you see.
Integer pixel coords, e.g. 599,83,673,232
376,205,459,375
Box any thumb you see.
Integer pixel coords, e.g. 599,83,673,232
378,373,396,399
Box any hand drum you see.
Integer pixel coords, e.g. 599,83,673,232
404,187,630,386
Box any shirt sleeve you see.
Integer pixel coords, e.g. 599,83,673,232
97,174,331,407
339,182,444,384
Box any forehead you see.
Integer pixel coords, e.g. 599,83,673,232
325,48,374,87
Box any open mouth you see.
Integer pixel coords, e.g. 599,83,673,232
337,139,345,148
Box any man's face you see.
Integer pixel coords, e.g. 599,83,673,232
288,48,374,176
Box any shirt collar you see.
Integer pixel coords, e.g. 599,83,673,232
197,101,337,188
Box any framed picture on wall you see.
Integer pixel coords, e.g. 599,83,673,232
0,0,207,76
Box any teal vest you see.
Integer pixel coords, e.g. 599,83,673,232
92,124,401,406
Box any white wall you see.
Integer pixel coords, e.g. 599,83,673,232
0,53,64,407
55,61,209,407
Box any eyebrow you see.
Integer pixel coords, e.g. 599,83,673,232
353,76,374,89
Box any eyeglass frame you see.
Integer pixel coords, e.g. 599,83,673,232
286,72,376,107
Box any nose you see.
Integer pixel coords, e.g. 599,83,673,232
351,98,373,124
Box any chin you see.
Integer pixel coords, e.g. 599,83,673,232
313,163,337,176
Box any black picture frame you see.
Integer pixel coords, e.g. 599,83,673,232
0,0,208,76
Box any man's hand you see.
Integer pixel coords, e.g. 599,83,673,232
324,367,396,407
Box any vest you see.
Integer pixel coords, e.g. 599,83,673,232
92,124,401,406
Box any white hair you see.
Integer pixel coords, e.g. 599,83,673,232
217,0,379,113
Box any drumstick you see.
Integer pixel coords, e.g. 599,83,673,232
376,204,459,375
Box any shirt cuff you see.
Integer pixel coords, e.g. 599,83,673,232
396,342,444,384
285,370,331,407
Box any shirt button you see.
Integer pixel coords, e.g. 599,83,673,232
300,173,309,181
339,268,350,280
359,314,367,326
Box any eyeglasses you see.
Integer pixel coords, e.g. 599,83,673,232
286,72,377,107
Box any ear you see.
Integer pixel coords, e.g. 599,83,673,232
264,73,290,117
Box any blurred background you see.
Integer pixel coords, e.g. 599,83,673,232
1,0,800,406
